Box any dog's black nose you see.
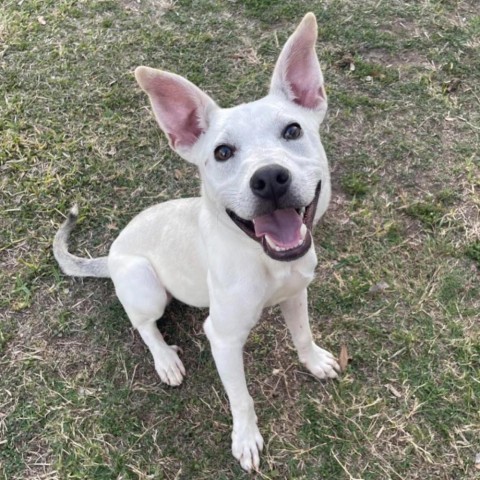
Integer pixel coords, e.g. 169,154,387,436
250,165,292,203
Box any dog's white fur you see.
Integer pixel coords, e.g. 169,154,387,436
54,13,339,471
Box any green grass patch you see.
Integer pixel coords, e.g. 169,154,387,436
465,241,480,265
341,172,373,197
405,201,446,229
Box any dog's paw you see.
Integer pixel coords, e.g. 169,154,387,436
232,424,264,472
153,345,186,387
301,344,340,380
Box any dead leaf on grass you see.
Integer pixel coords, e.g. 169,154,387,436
335,53,355,71
386,383,402,398
338,343,350,372
475,452,480,469
37,16,47,25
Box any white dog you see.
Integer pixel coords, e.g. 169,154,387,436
54,12,340,471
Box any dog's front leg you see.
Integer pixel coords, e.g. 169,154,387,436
280,288,340,379
204,307,263,472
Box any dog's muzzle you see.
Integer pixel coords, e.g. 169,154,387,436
226,181,322,262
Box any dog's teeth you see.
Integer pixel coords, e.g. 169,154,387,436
265,234,308,252
300,207,306,217
265,236,287,252
300,224,307,239
265,236,277,250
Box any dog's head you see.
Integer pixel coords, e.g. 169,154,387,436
136,13,330,262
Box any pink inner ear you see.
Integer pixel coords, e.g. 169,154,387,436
148,76,204,149
286,45,325,110
166,109,203,149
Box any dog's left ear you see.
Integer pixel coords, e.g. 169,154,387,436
270,13,326,118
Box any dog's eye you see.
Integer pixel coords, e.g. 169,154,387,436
283,123,302,140
214,144,235,162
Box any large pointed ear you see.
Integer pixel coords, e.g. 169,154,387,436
135,66,218,156
270,13,326,114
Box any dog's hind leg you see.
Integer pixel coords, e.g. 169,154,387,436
109,254,185,386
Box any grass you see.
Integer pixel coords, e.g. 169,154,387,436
1,0,479,478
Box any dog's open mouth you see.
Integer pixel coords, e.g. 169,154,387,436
227,182,321,262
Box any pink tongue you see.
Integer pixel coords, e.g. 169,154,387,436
253,209,303,248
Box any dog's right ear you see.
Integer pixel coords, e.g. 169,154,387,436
135,67,218,160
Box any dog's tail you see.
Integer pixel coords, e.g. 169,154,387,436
53,205,110,278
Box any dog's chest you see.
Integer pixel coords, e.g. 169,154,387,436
265,251,316,306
